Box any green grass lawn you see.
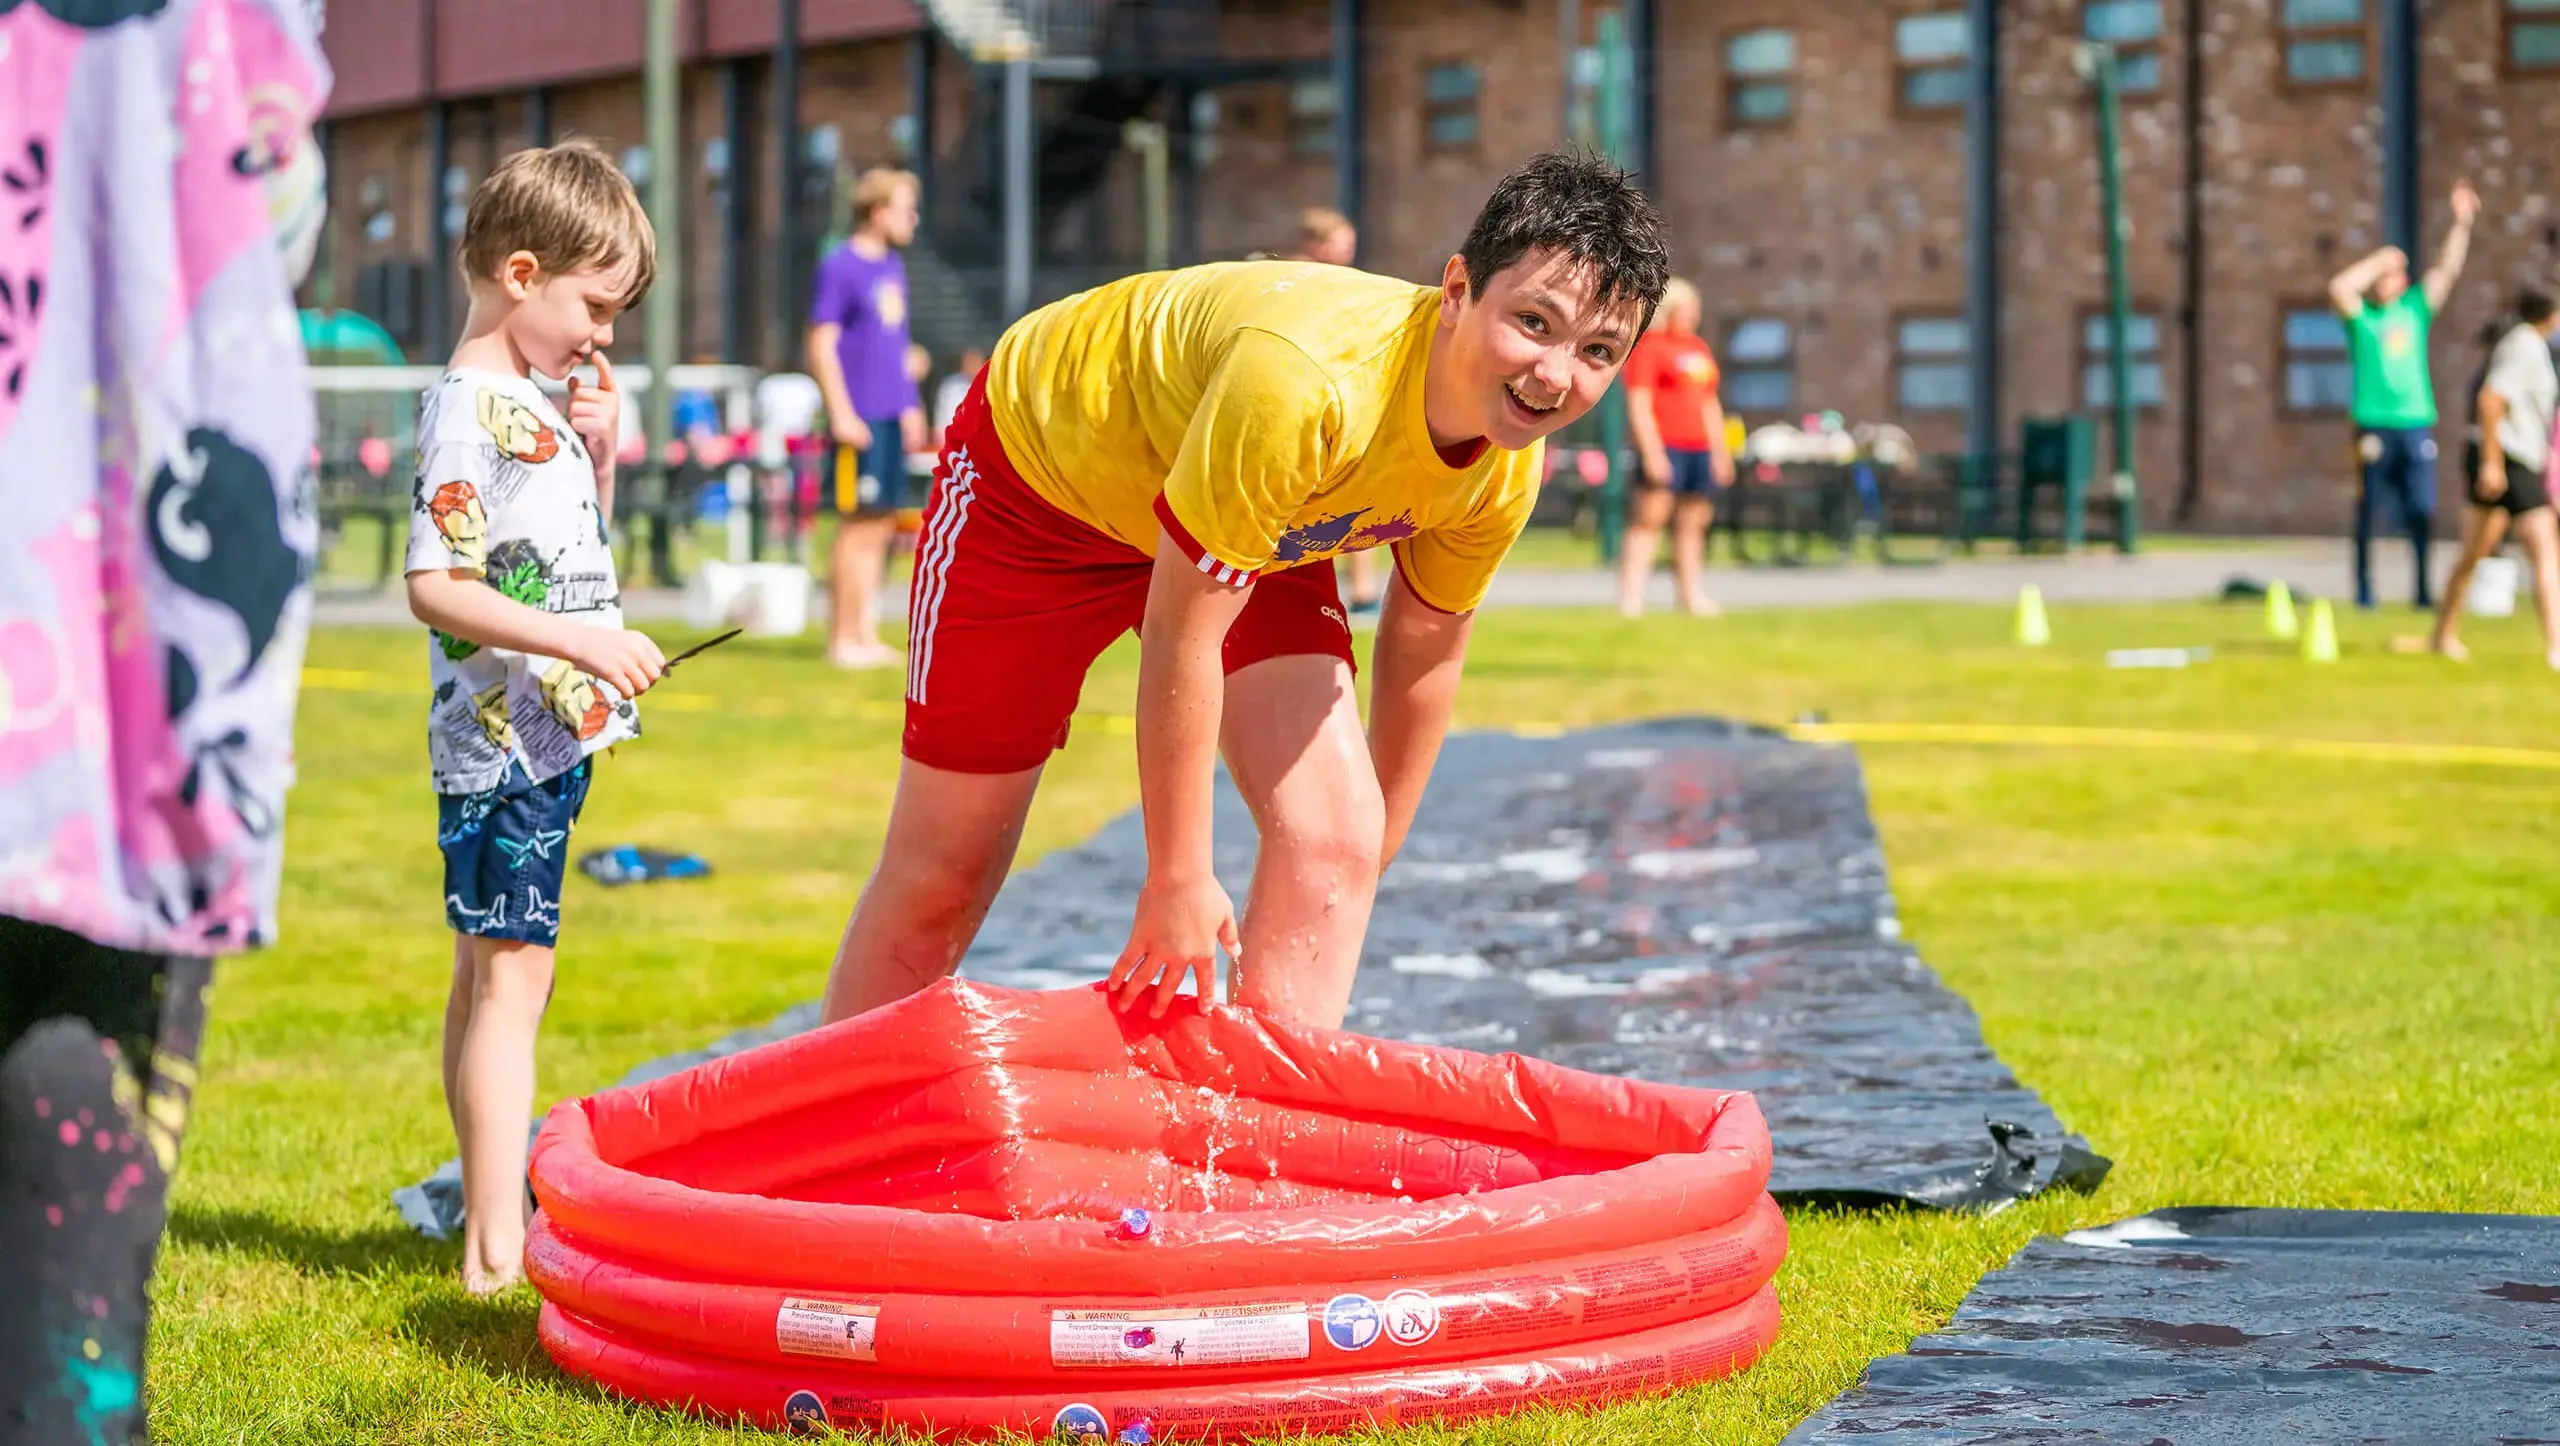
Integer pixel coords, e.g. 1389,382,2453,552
156,598,2560,1444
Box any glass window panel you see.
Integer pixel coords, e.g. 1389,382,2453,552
2285,309,2347,351
2512,20,2560,65
1731,81,1794,121
2287,37,2366,80
1899,317,1969,356
1896,13,1970,61
2085,0,2162,42
1899,362,1971,411
1728,29,1796,74
1903,67,1969,109
1725,368,1795,412
1727,319,1792,360
1426,64,1479,102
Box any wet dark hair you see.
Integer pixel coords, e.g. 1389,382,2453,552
2520,289,2557,326
1457,150,1671,333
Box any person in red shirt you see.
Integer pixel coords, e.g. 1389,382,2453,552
1616,278,1733,617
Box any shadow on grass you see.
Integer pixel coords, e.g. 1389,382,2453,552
168,1203,443,1277
393,1290,557,1381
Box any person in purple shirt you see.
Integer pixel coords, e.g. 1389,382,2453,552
806,167,927,669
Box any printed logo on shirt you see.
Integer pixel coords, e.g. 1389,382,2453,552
427,480,490,570
1272,508,1420,566
1676,352,1714,381
875,280,907,329
476,387,562,463
473,682,515,752
538,659,615,740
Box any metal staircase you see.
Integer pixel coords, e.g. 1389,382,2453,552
904,0,1226,341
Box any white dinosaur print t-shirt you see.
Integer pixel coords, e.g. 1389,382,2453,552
404,368,640,794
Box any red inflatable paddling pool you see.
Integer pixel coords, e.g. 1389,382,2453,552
528,980,1784,1439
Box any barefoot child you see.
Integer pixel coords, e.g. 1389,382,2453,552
404,141,668,1292
821,151,1669,1031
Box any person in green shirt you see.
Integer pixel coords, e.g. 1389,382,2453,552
2328,179,2478,609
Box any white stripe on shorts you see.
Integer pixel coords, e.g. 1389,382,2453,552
906,451,978,706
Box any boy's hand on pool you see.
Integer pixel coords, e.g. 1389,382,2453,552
1110,874,1241,1019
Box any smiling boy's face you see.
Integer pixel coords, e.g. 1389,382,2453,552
1435,246,1645,451
495,252,638,381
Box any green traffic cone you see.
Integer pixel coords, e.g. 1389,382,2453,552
2303,596,2339,663
2014,584,2051,648
2266,580,2299,641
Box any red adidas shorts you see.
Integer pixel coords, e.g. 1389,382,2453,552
901,372,1357,774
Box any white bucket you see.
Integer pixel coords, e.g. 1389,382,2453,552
2470,555,2522,618
684,559,812,636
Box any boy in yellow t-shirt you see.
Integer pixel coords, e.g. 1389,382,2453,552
821,152,1670,1031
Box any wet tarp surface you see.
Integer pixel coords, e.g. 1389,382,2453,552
1786,1207,2560,1444
398,719,2103,1236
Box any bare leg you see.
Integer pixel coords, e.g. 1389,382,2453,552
1219,653,1384,1030
1672,496,1718,616
822,759,1047,1023
1617,487,1672,618
454,934,554,1294
2515,507,2560,667
440,933,470,1140
1344,550,1382,608
2429,504,2507,659
829,515,899,664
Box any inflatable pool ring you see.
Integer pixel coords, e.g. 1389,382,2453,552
528,980,1784,1439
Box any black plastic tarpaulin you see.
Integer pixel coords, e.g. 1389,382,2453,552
1786,1207,2560,1443
399,719,2105,1236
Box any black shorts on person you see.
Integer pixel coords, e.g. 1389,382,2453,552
1654,446,1727,503
2463,441,2554,514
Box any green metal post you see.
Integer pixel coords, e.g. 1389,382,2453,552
642,0,681,584
1592,8,1630,564
2090,42,2140,553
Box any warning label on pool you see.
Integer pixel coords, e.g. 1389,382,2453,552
776,1298,880,1362
1050,1302,1309,1369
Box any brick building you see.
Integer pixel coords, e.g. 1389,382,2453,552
310,0,2560,533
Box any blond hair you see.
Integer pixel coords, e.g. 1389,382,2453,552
852,167,919,225
1296,206,1352,252
460,139,656,309
1653,277,1700,333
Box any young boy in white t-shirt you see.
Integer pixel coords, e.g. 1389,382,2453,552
403,141,668,1293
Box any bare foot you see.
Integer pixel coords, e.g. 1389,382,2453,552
1681,595,1723,618
2546,650,2560,671
830,642,902,670
462,1254,524,1296
2433,635,2470,662
1618,599,1645,620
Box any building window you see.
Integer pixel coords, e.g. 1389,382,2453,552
1423,62,1479,150
2283,306,2354,411
1895,12,1971,113
1722,317,1795,413
1896,315,1970,413
2084,0,2163,92
2081,311,2166,409
1726,29,1796,127
1289,77,1336,157
2283,0,2367,84
2509,0,2560,72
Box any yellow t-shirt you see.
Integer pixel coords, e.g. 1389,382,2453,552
984,261,1543,614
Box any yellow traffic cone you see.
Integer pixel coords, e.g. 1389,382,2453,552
2014,584,2051,648
2302,596,2339,663
2266,580,2299,641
